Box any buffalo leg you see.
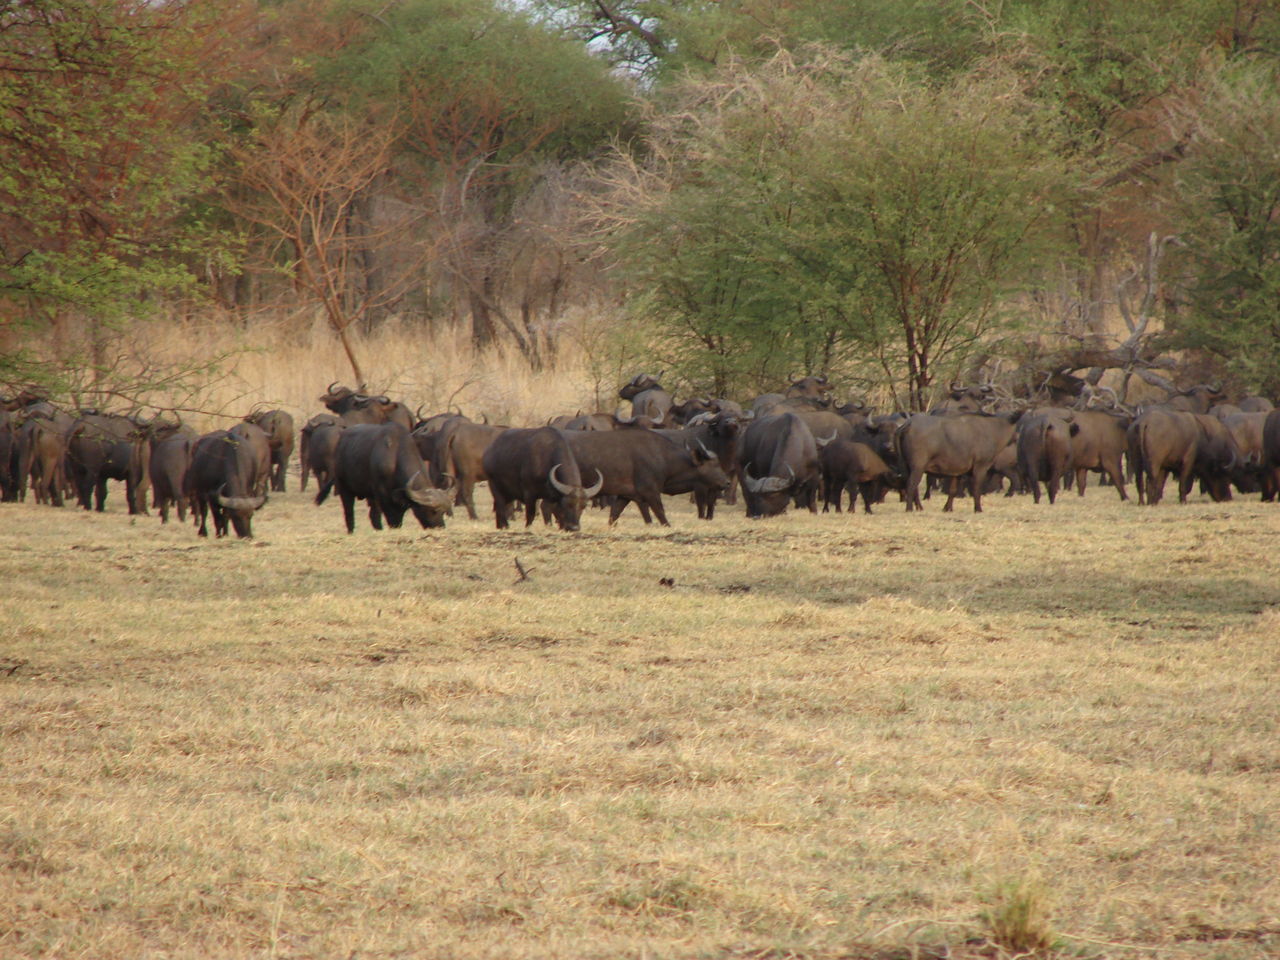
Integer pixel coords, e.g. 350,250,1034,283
648,496,669,526
904,467,924,511
492,493,510,529
1104,458,1128,501
970,467,988,512
368,502,385,530
340,492,357,533
607,498,629,524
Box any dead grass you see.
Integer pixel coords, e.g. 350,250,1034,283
102,308,643,431
2,480,1279,959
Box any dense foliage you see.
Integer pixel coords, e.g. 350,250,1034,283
2,0,1279,402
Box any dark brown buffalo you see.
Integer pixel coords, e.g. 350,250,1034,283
669,397,713,424
229,422,272,499
242,409,295,492
0,408,16,501
930,382,995,415
148,421,197,524
411,412,468,481
481,427,603,531
1165,382,1226,414
737,413,820,518
1221,412,1269,496
619,373,673,427
1262,409,1280,500
1191,413,1242,501
820,438,897,514
66,412,150,513
1016,410,1078,505
659,412,742,517
315,423,453,533
1127,409,1237,505
785,375,834,406
299,413,341,491
562,429,730,526
319,383,414,430
898,411,1024,512
187,430,268,538
435,422,506,519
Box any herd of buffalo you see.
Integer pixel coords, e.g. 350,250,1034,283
2,373,1279,538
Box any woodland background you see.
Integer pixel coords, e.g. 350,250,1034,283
2,0,1280,414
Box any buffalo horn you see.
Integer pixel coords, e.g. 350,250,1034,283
216,485,266,512
584,468,604,498
815,431,838,447
406,483,451,509
694,438,715,460
548,463,575,495
741,465,791,494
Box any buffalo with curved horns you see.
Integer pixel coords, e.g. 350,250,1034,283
315,423,454,533
482,427,603,531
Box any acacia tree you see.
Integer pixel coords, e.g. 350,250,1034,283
594,50,1077,406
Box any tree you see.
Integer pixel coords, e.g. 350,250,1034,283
322,0,634,361
0,0,245,388
1164,62,1280,396
592,49,1077,406
229,107,417,387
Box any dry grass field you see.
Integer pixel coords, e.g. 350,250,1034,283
2,474,1279,960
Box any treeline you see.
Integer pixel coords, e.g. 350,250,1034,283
2,0,1279,407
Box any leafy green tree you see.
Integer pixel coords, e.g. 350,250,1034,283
1164,62,1280,396
318,0,634,360
0,0,242,388
595,50,1077,406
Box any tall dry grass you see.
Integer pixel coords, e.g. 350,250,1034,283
71,305,649,430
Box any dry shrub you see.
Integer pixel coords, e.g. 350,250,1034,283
979,877,1056,956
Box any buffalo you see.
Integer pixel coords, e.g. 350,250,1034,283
561,428,730,526
619,373,673,427
319,383,414,430
482,427,602,531
434,421,507,520
930,382,995,415
65,412,150,514
898,411,1024,512
187,430,268,538
315,423,453,533
1127,409,1238,505
737,413,821,518
659,412,742,517
1016,410,1078,504
148,420,197,524
299,414,342,491
820,438,897,514
242,408,295,492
